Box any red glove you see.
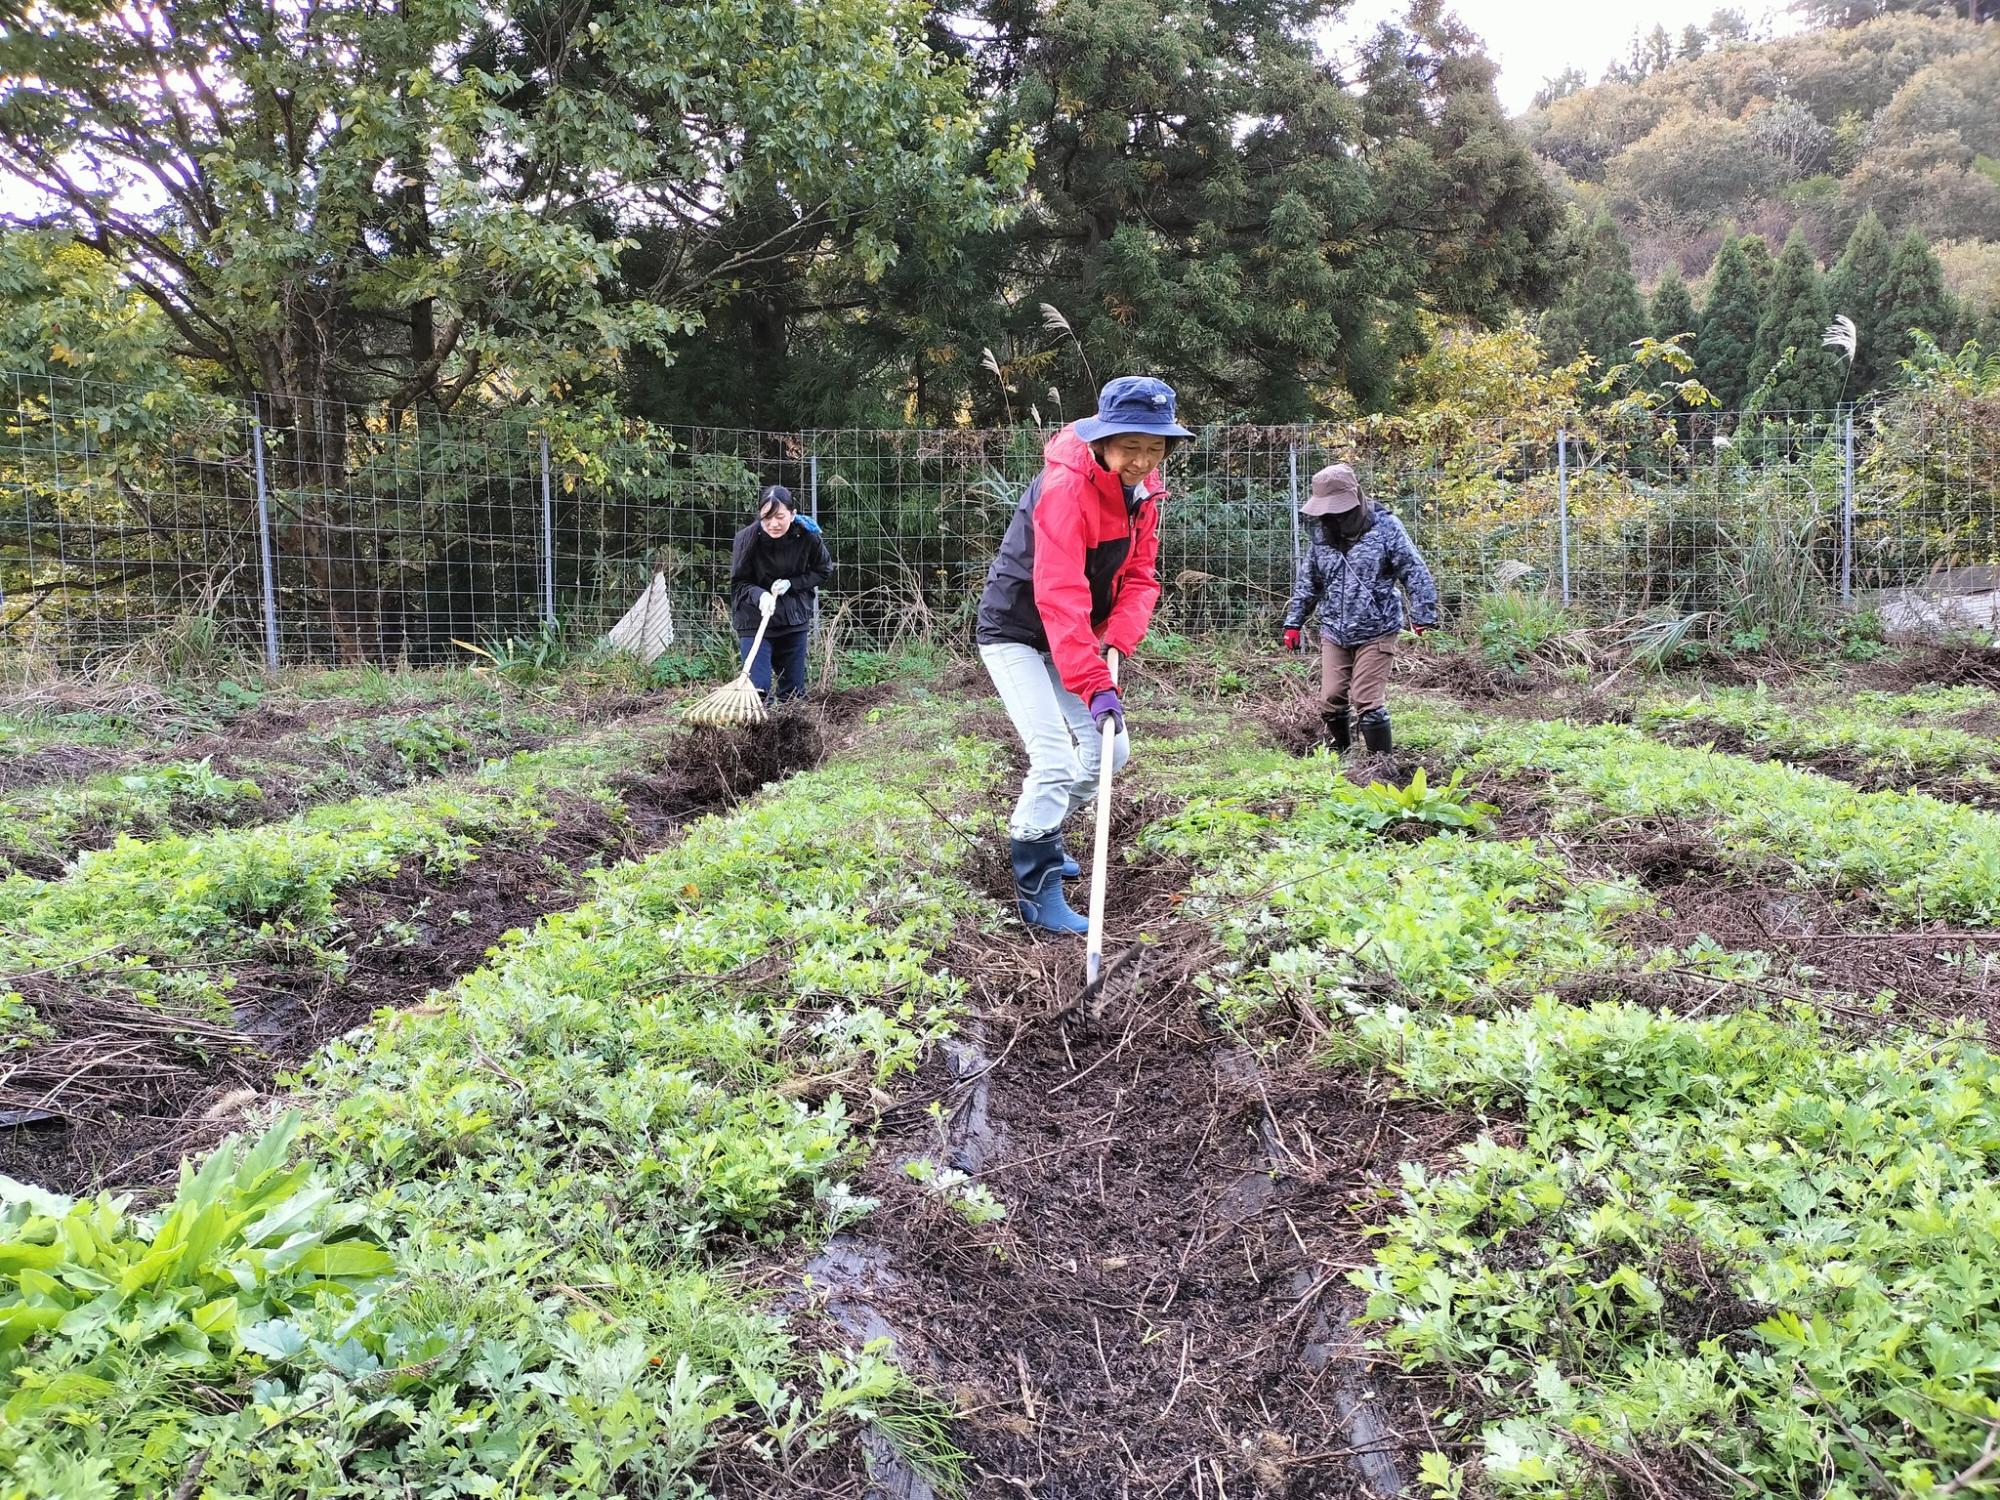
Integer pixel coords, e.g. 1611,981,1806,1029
1410,624,1430,637
1282,627,1301,652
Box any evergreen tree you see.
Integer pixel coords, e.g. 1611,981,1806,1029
1826,209,1895,391
1694,233,1762,410
1740,233,1775,294
642,0,1565,426
1751,229,1841,411
1642,23,1674,75
1880,228,1956,373
1707,8,1753,43
1541,210,1649,374
1650,267,1699,346
1951,298,1998,356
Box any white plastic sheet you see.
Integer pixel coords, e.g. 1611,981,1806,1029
605,571,675,663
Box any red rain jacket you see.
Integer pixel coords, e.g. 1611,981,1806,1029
974,426,1163,701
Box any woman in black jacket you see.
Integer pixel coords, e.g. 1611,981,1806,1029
728,485,832,702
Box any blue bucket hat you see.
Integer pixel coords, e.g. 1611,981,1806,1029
1074,376,1193,443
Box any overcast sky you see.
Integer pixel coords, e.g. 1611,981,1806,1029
1326,0,1803,115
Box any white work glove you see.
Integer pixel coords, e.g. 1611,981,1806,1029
758,590,777,618
771,578,792,597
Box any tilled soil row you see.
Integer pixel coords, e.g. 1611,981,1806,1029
0,688,663,795
772,831,1475,1499
1633,718,2000,806
1478,769,2000,1042
0,710,828,1196
0,692,669,877
1263,696,2000,1040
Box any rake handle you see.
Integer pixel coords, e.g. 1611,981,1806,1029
1085,649,1120,988
736,597,777,681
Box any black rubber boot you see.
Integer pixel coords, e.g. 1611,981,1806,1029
1010,835,1088,934
1355,710,1404,785
1321,708,1351,752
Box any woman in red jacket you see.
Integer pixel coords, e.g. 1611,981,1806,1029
975,376,1190,933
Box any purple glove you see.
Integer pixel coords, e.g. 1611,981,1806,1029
1089,688,1123,733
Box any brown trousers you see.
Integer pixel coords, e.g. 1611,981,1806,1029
1319,632,1398,715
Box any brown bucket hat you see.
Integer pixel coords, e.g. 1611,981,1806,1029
1301,463,1362,517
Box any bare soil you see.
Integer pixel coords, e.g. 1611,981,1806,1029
741,800,1481,1500
0,693,675,877
1858,642,2000,694
1638,720,2000,806
0,708,830,1195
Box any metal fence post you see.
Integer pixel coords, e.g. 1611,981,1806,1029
539,430,556,628
1841,412,1855,605
251,413,280,671
1556,427,1571,606
809,448,820,634
1286,441,1301,571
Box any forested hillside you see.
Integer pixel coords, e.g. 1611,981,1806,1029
1527,11,1993,337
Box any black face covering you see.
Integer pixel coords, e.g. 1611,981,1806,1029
1318,506,1369,546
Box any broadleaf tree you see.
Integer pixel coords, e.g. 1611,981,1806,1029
0,0,1017,656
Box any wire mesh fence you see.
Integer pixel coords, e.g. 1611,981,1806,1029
3,369,1997,669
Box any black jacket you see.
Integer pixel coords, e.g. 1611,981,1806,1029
729,518,831,635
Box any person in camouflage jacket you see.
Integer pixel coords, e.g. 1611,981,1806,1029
1280,463,1438,760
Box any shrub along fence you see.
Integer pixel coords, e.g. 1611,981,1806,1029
2,370,1995,668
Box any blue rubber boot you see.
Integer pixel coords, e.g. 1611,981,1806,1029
1011,835,1089,934
1057,840,1081,880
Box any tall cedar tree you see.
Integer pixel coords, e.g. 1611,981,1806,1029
640,0,1566,426
1881,228,1958,372
1695,234,1761,410
1741,233,1775,295
1541,210,1648,374
1649,266,1701,409
1827,209,1896,392
1650,267,1699,345
1751,230,1841,411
